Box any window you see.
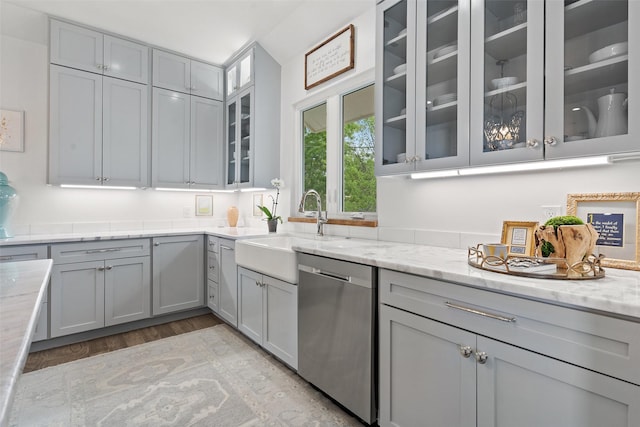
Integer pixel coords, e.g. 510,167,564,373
301,82,376,216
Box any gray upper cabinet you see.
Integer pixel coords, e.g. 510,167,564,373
152,49,224,101
226,50,253,98
224,44,280,189
50,19,149,84
151,87,223,189
375,0,471,175
49,65,149,187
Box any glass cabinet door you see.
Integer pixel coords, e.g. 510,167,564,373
470,0,544,166
375,0,416,175
545,0,637,159
238,89,252,185
415,0,470,171
226,99,237,185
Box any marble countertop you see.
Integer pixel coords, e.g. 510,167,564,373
291,238,640,320
0,259,53,426
0,227,270,246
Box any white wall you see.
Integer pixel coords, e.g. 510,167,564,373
0,3,239,235
275,4,640,245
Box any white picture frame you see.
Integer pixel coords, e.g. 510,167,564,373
195,195,213,216
0,109,24,152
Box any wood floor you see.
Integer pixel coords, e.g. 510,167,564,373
23,314,223,373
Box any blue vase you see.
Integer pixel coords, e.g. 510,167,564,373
0,171,18,238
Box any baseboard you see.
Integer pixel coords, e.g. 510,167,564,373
29,307,212,352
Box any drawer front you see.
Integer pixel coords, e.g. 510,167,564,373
207,251,219,283
0,245,48,262
379,268,640,386
51,239,150,264
207,235,219,253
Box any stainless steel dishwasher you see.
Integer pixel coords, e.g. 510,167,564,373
297,253,377,424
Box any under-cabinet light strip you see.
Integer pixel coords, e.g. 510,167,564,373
410,156,611,180
154,188,236,193
60,184,137,190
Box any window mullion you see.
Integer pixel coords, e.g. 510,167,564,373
325,96,341,214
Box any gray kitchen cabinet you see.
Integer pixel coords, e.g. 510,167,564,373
49,65,149,187
50,239,151,338
218,238,238,326
50,19,149,84
237,267,298,369
224,43,280,189
152,235,204,315
379,269,640,426
151,88,223,189
206,236,219,313
226,49,253,98
152,49,224,101
0,245,49,342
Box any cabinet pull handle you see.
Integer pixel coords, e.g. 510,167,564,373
459,345,473,358
475,351,488,364
543,136,558,146
220,245,233,251
255,280,261,287
525,139,539,148
445,301,516,323
0,255,13,260
85,248,122,254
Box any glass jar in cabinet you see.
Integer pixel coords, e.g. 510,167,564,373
544,0,638,159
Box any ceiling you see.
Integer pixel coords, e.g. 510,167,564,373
7,0,373,65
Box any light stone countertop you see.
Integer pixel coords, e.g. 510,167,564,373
0,259,53,427
0,227,270,247
291,238,640,320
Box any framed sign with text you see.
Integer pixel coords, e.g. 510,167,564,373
567,192,640,271
305,24,355,90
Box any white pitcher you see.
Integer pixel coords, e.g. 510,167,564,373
581,89,628,138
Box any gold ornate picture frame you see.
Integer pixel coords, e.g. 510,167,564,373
501,221,538,257
567,192,640,271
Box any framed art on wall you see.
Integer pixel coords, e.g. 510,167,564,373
0,109,24,152
305,24,355,90
195,195,213,216
567,192,640,271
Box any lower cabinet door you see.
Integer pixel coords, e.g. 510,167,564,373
50,261,105,338
152,235,204,315
379,304,477,427
104,256,151,326
476,336,640,427
207,279,219,313
263,276,297,369
237,267,263,344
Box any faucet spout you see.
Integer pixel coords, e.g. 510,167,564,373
298,189,327,236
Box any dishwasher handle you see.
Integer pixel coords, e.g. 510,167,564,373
314,268,351,283
299,263,372,288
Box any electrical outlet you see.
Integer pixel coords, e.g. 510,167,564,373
541,205,561,221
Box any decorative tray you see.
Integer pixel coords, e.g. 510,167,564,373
468,245,605,280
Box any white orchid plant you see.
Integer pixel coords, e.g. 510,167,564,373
257,178,284,223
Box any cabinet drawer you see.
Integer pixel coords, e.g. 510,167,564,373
51,239,150,264
206,235,219,253
0,244,48,262
207,251,219,283
379,269,640,386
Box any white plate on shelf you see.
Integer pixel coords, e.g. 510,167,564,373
434,44,457,59
589,42,628,64
491,77,519,89
397,28,407,38
393,63,407,74
433,93,456,106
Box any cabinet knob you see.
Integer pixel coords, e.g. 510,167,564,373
97,266,105,271
459,345,473,358
103,177,110,182
191,86,197,91
475,351,488,364
96,177,102,181
106,265,113,270
209,265,215,270
103,65,110,71
544,136,558,146
96,64,103,70
525,139,540,148
154,242,160,246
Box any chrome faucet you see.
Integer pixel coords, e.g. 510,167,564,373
298,189,327,236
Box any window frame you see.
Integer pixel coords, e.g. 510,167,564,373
295,68,376,220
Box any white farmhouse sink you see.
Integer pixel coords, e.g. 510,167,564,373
235,235,348,284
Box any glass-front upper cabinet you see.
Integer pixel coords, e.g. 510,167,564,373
376,0,415,175
545,0,638,159
226,88,253,188
226,50,253,98
415,0,470,170
376,0,470,175
470,0,545,166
